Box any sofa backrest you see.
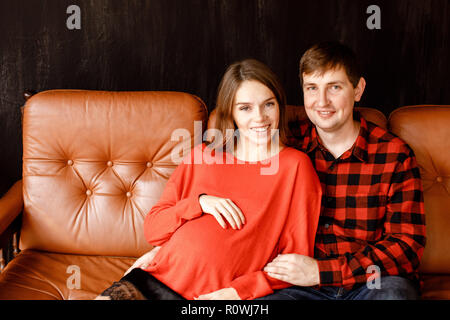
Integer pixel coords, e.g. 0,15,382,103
21,90,207,257
388,105,450,274
206,105,387,141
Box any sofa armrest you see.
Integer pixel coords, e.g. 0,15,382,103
0,180,23,236
0,180,23,269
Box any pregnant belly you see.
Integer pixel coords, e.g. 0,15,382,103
145,213,282,299
164,214,246,267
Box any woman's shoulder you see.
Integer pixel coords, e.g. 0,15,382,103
280,146,310,162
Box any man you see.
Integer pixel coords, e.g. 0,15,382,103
262,41,426,300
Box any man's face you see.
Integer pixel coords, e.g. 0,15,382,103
302,67,365,135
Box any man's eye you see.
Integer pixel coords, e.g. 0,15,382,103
331,85,341,90
306,87,317,91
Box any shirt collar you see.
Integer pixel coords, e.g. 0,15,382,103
303,111,369,163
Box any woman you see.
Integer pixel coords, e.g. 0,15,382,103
97,59,322,300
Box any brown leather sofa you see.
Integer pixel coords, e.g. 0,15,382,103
0,90,208,299
0,90,448,299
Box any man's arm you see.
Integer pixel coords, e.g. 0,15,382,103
265,150,426,288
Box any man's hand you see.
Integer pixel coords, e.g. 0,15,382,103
195,288,241,300
124,246,161,276
264,254,320,287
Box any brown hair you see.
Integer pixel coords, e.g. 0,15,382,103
299,41,361,88
213,59,288,148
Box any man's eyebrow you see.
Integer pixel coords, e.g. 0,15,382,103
327,81,346,85
303,80,345,86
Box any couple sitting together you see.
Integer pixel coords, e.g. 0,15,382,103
97,41,426,300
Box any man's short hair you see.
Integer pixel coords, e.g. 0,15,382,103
299,41,361,88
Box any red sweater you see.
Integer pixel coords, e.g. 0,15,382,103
143,144,322,300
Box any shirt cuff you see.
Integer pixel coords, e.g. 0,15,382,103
316,258,343,287
180,193,204,220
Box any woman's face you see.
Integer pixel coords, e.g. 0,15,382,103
232,80,280,149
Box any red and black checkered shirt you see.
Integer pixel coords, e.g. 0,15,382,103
289,112,426,290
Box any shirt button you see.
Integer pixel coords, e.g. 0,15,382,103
324,223,330,229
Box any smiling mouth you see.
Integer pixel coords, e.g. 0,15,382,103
317,110,335,117
250,125,270,132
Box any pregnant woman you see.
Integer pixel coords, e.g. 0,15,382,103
97,59,322,300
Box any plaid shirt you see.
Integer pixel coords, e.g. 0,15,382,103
288,112,426,290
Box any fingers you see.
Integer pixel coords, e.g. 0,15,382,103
212,210,228,229
200,195,245,230
227,199,246,225
215,203,239,229
123,247,162,276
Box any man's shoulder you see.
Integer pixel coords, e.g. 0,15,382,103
364,120,416,160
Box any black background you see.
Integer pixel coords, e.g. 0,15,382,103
1,0,449,194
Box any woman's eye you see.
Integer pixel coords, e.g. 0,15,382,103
265,102,275,107
239,106,250,111
306,86,317,91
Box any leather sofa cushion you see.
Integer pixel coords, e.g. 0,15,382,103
0,249,135,300
20,90,207,257
389,105,450,274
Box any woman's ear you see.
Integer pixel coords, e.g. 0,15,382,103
354,77,366,102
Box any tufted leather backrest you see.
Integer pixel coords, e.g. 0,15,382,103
21,90,207,257
389,105,450,274
206,105,387,141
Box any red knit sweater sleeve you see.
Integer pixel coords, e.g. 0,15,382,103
230,155,322,299
144,155,204,246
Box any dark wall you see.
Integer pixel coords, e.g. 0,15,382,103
1,0,449,194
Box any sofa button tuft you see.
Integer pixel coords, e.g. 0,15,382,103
126,192,132,198
107,161,113,167
86,190,92,196
67,160,73,166
146,162,153,168
436,176,443,183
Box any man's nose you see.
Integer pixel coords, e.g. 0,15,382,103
317,89,330,108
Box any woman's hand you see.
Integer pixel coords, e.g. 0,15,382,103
124,246,161,276
195,287,241,300
199,195,245,230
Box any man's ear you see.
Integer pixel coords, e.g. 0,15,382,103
354,77,366,102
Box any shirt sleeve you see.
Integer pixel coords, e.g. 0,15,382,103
230,155,323,299
317,150,426,288
144,152,204,246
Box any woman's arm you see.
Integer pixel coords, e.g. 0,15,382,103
144,159,205,246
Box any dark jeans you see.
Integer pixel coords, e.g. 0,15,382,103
257,276,420,300
99,268,185,300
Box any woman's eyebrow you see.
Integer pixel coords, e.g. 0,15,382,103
235,96,276,105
